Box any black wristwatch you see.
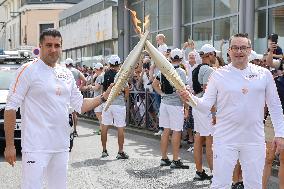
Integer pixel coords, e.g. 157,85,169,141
100,94,107,103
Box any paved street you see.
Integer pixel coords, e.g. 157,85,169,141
0,119,280,189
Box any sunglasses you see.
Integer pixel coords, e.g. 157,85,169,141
199,51,214,57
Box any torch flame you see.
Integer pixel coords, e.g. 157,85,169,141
143,15,150,32
125,6,142,34
126,7,150,34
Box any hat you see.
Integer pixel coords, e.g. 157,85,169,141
65,58,74,66
199,44,217,54
170,48,183,60
94,63,103,69
108,55,121,65
249,50,263,62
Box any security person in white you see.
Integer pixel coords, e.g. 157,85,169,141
179,33,284,189
4,28,110,189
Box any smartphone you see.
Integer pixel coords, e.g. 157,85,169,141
271,34,278,43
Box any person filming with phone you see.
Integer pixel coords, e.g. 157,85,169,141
268,33,283,59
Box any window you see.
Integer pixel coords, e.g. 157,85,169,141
214,16,238,60
182,25,192,45
268,6,284,49
104,40,114,56
192,21,212,49
192,0,212,22
181,25,192,61
214,0,238,17
256,0,267,7
183,0,191,24
71,13,80,23
145,0,158,32
95,42,104,56
39,23,54,35
158,0,173,29
214,16,238,41
254,10,267,54
269,0,284,5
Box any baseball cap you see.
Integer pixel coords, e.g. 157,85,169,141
199,44,217,54
108,55,121,65
249,50,263,62
65,58,75,66
94,63,103,69
170,48,183,60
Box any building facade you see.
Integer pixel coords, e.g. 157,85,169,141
58,0,118,67
119,0,284,60
0,0,81,51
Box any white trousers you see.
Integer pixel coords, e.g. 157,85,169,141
211,144,265,189
21,152,69,189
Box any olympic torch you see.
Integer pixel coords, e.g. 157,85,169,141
145,40,197,107
104,30,149,111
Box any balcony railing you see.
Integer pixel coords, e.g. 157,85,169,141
21,0,82,6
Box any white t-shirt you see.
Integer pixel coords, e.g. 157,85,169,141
157,43,168,54
142,72,153,92
5,59,83,152
193,63,284,145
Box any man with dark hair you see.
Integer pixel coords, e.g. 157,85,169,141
4,28,111,189
179,33,284,188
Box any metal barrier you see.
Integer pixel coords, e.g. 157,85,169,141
81,89,159,131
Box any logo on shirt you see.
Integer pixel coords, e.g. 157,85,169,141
242,87,249,94
26,161,35,164
245,74,258,80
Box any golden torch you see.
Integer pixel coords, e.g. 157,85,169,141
104,8,150,111
145,41,197,107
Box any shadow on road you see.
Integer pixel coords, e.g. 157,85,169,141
71,158,115,169
126,166,173,179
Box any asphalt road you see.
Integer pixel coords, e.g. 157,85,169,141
0,119,279,189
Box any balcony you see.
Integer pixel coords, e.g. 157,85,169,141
21,0,82,6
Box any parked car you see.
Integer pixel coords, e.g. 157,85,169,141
0,55,31,150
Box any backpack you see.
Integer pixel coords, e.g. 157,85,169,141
192,64,208,94
275,75,284,112
160,65,180,94
102,69,117,91
161,74,175,94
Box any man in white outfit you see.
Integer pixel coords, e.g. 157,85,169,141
4,29,111,189
179,33,284,189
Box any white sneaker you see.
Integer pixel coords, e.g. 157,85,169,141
154,130,163,136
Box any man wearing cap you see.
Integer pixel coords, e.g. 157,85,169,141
152,48,189,169
100,55,130,159
65,58,87,137
88,63,104,135
179,33,284,189
191,44,216,180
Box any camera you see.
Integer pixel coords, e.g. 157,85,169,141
143,63,150,69
167,49,171,53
